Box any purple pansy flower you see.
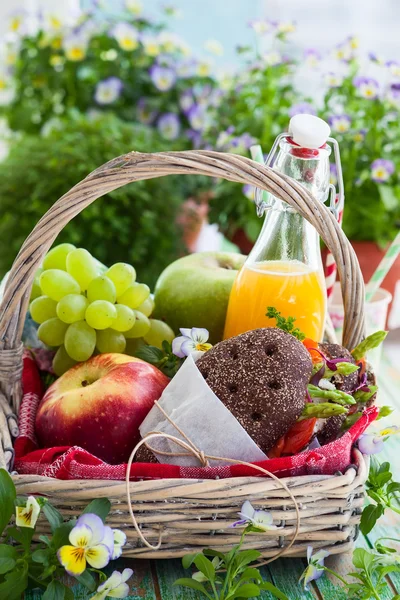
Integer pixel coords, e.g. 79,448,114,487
353,76,380,99
157,113,180,140
330,163,338,185
353,128,367,142
324,72,344,88
179,90,195,113
299,546,329,591
243,184,255,201
150,65,176,91
231,500,277,532
358,426,399,455
186,129,203,149
329,114,351,133
386,60,400,78
137,98,157,124
387,83,400,107
172,328,212,358
248,19,275,34
371,159,395,182
289,102,316,118
94,77,123,105
187,104,207,131
304,48,321,67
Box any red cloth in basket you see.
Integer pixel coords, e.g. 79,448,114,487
14,350,378,481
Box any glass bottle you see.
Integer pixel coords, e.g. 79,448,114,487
224,115,341,342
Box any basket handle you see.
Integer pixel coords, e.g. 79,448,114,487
0,150,365,356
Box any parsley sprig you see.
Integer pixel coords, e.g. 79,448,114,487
266,307,306,341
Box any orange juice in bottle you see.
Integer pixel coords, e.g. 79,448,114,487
224,115,341,342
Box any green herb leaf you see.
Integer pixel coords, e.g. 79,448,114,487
265,307,305,341
377,405,394,420
239,567,261,582
194,554,216,582
75,569,97,591
173,578,212,596
360,504,384,535
81,498,111,522
352,331,388,361
182,553,199,569
43,580,67,600
0,544,17,575
6,526,35,552
0,566,28,600
135,345,164,364
42,503,64,533
230,582,261,598
0,469,16,537
259,581,290,600
51,520,76,550
32,548,51,565
233,549,262,572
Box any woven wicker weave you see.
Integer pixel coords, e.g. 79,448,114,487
0,150,368,559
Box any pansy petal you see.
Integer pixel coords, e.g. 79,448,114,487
181,338,198,356
102,526,114,555
172,335,188,358
97,570,123,593
358,434,385,455
76,513,105,546
27,496,41,525
69,523,93,548
239,500,255,521
230,519,248,528
313,549,330,564
108,582,130,598
58,545,87,576
307,545,313,563
121,568,134,583
179,328,192,337
114,530,127,547
85,544,111,569
190,327,209,343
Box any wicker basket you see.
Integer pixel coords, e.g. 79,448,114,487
0,150,368,560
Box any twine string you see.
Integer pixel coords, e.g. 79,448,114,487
125,405,301,562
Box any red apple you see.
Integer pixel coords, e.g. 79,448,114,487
35,353,169,464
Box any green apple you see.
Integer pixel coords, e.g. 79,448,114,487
153,252,246,344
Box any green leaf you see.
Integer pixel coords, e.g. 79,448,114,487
81,498,111,522
39,535,52,547
6,526,35,552
388,482,400,495
194,554,215,582
0,566,28,600
259,581,290,600
43,580,66,600
352,548,376,573
376,405,393,420
230,582,261,598
360,504,384,535
174,577,211,595
64,588,75,600
352,331,388,361
51,520,76,550
135,345,164,364
0,544,17,575
75,569,96,592
42,503,63,532
378,185,398,211
182,552,199,569
233,549,262,572
203,548,225,560
0,469,16,537
32,548,51,565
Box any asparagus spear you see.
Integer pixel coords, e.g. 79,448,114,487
299,402,348,420
307,384,356,405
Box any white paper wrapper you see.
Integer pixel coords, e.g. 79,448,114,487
139,355,267,466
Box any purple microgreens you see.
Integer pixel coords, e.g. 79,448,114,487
310,348,354,373
353,371,370,394
311,362,326,386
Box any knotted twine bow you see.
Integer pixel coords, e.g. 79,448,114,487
125,400,301,565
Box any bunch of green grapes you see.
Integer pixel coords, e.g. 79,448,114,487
29,244,174,376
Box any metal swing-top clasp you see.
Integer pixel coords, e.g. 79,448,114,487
254,131,345,221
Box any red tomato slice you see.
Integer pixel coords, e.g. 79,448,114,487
268,418,317,458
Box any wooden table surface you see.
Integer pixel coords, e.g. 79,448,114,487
25,337,400,599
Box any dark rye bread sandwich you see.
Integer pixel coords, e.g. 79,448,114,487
196,328,313,455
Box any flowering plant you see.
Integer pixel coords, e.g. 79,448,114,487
0,2,220,144
0,468,132,599
202,26,400,247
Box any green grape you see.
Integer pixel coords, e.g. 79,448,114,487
124,311,151,338
87,276,116,303
38,318,69,347
117,283,150,309
39,269,80,301
144,319,175,349
66,248,99,292
56,294,89,324
96,329,126,354
64,320,96,361
30,268,43,301
43,243,76,270
112,304,136,332
124,337,146,356
106,262,136,297
52,345,77,377
30,295,57,324
85,300,117,330
136,296,155,317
